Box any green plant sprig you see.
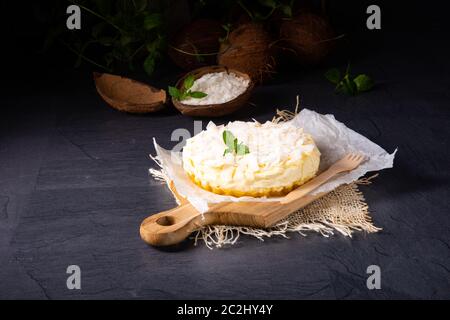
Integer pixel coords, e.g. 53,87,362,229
168,75,207,101
325,64,374,96
223,130,250,156
53,0,167,76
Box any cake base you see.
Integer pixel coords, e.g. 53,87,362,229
187,172,317,198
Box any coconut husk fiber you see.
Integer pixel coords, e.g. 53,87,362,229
218,23,276,83
149,100,381,249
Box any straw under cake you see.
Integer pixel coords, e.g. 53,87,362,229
182,120,321,197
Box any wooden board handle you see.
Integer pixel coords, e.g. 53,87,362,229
140,203,209,246
140,192,328,246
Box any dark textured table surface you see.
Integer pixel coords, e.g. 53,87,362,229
1,33,449,299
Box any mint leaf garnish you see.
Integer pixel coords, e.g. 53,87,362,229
223,130,236,148
168,86,181,100
236,143,250,155
183,74,195,91
222,130,250,156
189,91,208,99
168,75,207,101
324,68,341,85
353,74,374,92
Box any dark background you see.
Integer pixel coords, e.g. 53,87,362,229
2,0,449,91
0,1,449,299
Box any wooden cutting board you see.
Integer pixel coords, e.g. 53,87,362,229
140,154,364,246
140,184,327,246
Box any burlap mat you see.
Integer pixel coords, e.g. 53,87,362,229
150,105,381,249
191,175,380,249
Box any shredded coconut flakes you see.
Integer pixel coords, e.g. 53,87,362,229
182,71,249,105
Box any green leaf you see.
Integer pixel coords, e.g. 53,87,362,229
222,130,250,156
180,91,190,101
143,13,162,30
325,68,341,85
223,130,236,149
168,86,181,100
189,91,207,99
119,34,133,46
334,82,344,94
345,62,352,76
146,41,158,54
280,5,292,17
327,63,374,96
342,75,357,95
183,75,195,91
236,143,250,155
353,74,374,92
143,53,155,75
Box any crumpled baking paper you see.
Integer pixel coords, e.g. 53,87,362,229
152,109,397,213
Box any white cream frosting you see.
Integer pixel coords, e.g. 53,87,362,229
182,120,321,196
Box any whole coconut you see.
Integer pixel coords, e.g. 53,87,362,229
218,23,275,83
168,19,224,71
280,13,334,65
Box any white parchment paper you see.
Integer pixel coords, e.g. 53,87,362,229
152,109,397,213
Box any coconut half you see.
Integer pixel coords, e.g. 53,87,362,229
93,73,166,114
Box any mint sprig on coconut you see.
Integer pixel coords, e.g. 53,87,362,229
168,75,207,101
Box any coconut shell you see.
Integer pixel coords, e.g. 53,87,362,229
168,19,224,71
171,66,254,117
93,73,166,114
279,13,334,65
218,23,275,83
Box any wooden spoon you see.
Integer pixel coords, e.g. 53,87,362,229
140,153,365,246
